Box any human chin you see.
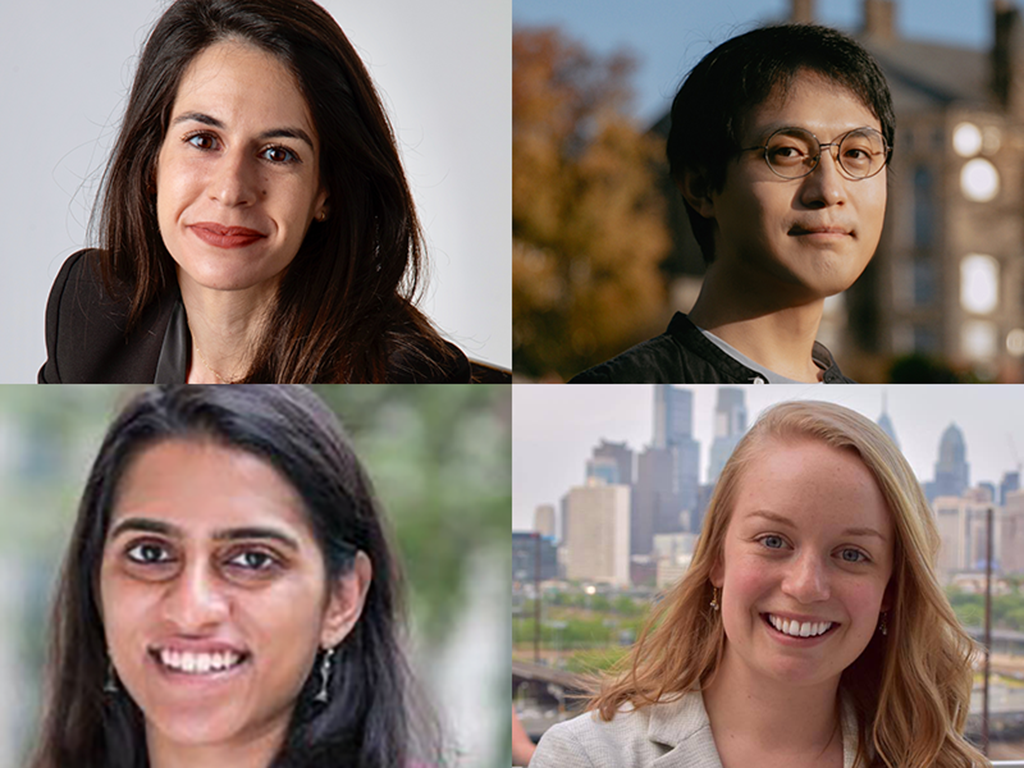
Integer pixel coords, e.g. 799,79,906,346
171,238,293,294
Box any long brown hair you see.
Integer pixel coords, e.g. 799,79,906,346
590,401,988,768
92,0,454,382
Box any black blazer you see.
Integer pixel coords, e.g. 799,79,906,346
39,249,474,383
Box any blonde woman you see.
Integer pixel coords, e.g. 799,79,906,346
531,401,989,768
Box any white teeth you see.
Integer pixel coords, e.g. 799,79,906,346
767,615,833,638
158,649,243,674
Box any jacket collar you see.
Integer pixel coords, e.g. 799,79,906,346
646,693,724,767
642,690,859,768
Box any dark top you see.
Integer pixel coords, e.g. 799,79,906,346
39,249,472,384
568,312,855,384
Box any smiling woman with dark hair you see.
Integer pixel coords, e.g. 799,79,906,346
28,385,442,768
39,0,470,384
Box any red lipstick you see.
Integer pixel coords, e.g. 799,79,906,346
189,222,266,249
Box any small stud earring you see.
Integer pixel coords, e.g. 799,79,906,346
316,210,327,222
313,646,336,704
709,585,720,612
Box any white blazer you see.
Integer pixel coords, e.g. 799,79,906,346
529,691,860,768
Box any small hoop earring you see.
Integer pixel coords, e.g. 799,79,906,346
313,646,336,704
709,585,720,612
878,612,888,636
104,658,119,694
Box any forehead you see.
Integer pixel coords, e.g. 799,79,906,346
729,437,893,538
172,39,317,142
110,438,314,541
740,69,880,141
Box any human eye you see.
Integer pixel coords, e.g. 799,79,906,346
259,145,300,164
184,131,219,151
224,547,283,574
838,547,870,564
125,539,175,566
755,534,788,551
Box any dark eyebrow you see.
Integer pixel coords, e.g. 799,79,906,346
109,516,301,551
747,511,887,542
171,111,315,151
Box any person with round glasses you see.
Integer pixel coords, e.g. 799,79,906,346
571,24,894,385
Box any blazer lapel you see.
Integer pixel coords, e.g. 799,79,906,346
647,693,725,768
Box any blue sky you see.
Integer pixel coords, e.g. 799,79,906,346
513,0,993,122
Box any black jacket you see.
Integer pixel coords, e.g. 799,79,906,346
39,249,472,384
569,312,855,384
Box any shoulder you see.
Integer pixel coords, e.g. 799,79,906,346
39,249,173,383
386,339,471,383
568,313,748,384
532,692,721,768
531,707,661,768
812,341,856,383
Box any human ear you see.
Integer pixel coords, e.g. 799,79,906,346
709,556,724,589
880,579,893,613
320,551,372,647
676,169,716,219
314,187,329,222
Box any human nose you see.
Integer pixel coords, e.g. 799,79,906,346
208,147,259,207
161,561,230,630
781,552,831,603
799,144,847,208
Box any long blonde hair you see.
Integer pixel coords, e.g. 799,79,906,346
590,400,988,768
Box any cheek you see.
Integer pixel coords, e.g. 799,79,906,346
722,554,773,615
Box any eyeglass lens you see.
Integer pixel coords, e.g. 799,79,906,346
764,127,886,178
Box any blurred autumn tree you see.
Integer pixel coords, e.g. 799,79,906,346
513,26,671,380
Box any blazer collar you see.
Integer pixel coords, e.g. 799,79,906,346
644,691,859,768
647,693,724,768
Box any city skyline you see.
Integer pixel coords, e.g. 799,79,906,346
513,385,1024,530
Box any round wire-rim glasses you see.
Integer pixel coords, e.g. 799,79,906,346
740,126,891,180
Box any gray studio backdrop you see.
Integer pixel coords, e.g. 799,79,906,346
0,0,511,382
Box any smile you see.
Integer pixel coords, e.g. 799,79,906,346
763,613,838,639
150,647,250,676
189,222,266,249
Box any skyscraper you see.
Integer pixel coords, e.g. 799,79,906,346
653,385,693,450
926,424,970,502
708,388,747,485
653,386,699,515
633,386,700,555
563,480,631,586
590,439,634,487
875,391,899,450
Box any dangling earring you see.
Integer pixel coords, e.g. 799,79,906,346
878,612,888,636
104,658,119,694
709,585,720,612
313,646,336,703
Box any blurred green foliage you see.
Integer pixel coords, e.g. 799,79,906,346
945,585,1024,632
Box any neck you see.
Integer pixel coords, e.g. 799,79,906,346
688,261,826,382
146,717,287,768
702,645,842,762
179,271,277,384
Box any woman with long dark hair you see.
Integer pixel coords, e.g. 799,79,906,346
29,385,440,768
39,0,470,383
